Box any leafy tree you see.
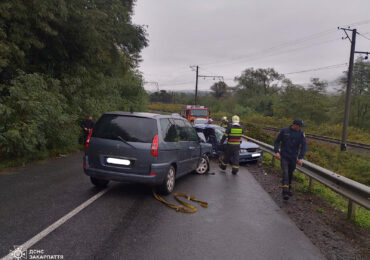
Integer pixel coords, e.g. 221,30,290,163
0,0,148,159
149,90,174,103
210,81,228,99
273,78,330,123
338,58,370,129
235,67,285,96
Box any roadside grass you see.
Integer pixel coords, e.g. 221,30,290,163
147,103,184,113
0,144,83,173
244,120,370,186
262,153,370,231
238,114,370,144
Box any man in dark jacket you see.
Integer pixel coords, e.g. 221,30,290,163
274,119,307,200
81,115,94,144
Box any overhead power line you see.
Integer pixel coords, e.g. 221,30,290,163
358,32,370,41
160,81,194,87
221,63,348,81
198,19,370,68
202,37,342,69
284,63,348,75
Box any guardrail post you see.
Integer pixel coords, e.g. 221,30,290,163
308,177,313,192
271,156,275,168
347,200,356,220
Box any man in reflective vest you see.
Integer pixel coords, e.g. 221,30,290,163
274,119,307,200
219,115,243,175
220,116,229,130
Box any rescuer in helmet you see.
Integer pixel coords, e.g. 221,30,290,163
220,116,229,130
219,115,243,175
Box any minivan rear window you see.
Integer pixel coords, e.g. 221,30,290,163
92,114,158,143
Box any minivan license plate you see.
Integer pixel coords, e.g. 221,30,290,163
106,157,131,166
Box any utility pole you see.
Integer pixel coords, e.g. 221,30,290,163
190,65,223,106
339,28,356,151
338,27,370,151
195,66,199,105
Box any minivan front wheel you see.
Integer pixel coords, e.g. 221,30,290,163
196,155,209,175
90,177,109,188
158,166,176,195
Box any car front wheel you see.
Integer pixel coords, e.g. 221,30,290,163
196,155,209,175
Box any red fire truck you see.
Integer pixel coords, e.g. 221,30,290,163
181,105,209,123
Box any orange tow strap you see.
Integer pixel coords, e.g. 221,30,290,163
152,190,208,213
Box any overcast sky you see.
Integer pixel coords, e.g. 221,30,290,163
133,0,370,92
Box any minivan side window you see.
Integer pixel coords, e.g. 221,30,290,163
184,121,199,142
174,119,189,141
160,118,178,142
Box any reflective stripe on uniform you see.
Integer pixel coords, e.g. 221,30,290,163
229,133,242,137
230,128,242,134
227,142,241,145
282,185,289,188
232,165,239,169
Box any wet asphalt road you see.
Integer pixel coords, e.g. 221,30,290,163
0,152,324,260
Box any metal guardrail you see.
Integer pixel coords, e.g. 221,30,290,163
263,127,370,151
243,135,370,219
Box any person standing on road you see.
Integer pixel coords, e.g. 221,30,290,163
219,115,243,175
274,119,307,200
81,115,95,144
220,116,230,130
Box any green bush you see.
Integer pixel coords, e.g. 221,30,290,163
0,74,77,158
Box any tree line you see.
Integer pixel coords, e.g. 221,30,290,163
0,0,148,159
149,58,370,131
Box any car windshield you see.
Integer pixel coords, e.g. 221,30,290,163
92,114,158,143
190,109,207,117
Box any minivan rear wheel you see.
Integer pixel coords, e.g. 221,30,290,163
158,166,176,195
90,177,109,188
195,154,209,175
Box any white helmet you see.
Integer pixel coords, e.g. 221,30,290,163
232,115,240,124
222,116,227,121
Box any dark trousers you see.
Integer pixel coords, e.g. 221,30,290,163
281,157,296,191
221,145,240,173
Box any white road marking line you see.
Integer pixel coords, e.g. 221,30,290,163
1,187,112,260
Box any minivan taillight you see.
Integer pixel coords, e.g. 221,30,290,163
85,129,93,148
151,134,159,157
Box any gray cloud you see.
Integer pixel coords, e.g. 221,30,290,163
133,0,370,91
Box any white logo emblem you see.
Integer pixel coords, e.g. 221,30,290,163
9,246,27,260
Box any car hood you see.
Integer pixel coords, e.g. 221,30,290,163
240,140,259,149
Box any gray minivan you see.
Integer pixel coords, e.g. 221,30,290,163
83,112,212,194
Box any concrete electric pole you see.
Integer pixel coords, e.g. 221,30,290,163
339,27,370,151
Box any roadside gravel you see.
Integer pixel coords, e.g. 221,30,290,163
246,163,370,260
